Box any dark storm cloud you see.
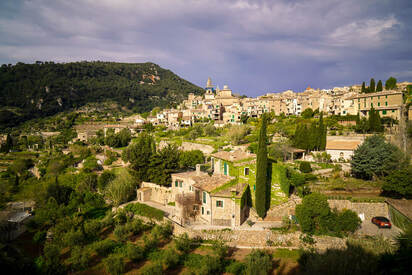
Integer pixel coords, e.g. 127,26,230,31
0,0,411,96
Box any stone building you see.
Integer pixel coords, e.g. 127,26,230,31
349,90,403,120
325,139,363,161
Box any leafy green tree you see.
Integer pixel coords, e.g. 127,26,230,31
385,76,397,90
256,114,268,218
351,135,407,180
122,133,156,182
301,108,314,118
370,78,375,93
179,150,204,168
98,170,116,191
105,169,136,206
117,128,131,147
376,80,383,92
147,144,180,186
382,167,412,198
295,193,331,234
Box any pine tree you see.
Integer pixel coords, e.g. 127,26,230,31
385,77,397,90
361,82,366,93
255,114,268,218
376,80,383,92
370,78,375,93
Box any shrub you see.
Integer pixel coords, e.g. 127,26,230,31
125,243,144,261
125,218,146,235
175,233,196,254
150,248,180,269
336,209,361,233
124,202,165,221
151,222,173,240
114,224,130,242
244,250,273,275
299,161,312,173
211,240,229,259
184,254,223,275
91,239,119,256
225,260,246,275
143,235,159,253
103,254,125,275
140,262,163,275
68,246,91,271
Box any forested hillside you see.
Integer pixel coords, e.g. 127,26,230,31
0,61,203,129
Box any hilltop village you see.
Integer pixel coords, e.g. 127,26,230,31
1,76,412,274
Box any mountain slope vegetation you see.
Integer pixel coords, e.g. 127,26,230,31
0,61,203,129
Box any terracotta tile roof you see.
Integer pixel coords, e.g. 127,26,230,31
172,170,233,192
212,150,256,162
326,140,362,150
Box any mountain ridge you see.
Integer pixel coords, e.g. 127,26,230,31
0,61,204,130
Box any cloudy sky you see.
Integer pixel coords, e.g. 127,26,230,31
1,0,411,96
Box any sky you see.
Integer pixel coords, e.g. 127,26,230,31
0,0,411,97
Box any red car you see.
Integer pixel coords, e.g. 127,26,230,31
371,216,392,229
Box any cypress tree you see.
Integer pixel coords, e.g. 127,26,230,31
375,110,383,132
318,113,326,150
370,78,375,93
361,82,366,93
376,80,383,92
255,114,268,218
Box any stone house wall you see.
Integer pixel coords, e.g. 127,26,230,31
140,182,175,205
181,142,214,155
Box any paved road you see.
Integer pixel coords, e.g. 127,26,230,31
357,219,402,239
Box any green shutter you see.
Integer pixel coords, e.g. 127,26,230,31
203,192,206,203
175,180,178,187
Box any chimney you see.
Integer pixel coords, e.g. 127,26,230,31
196,164,201,176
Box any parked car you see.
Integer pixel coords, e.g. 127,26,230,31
371,216,391,228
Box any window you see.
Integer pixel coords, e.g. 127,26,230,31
371,103,373,107
216,200,224,208
378,96,380,99
175,180,178,187
385,95,388,99
385,102,388,106
189,186,192,191
378,102,380,106
207,210,210,215
179,181,183,188
244,167,250,176
383,110,387,115
203,192,206,203
224,162,228,175
201,207,204,215
392,110,395,113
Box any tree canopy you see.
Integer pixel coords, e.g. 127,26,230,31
351,135,408,180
